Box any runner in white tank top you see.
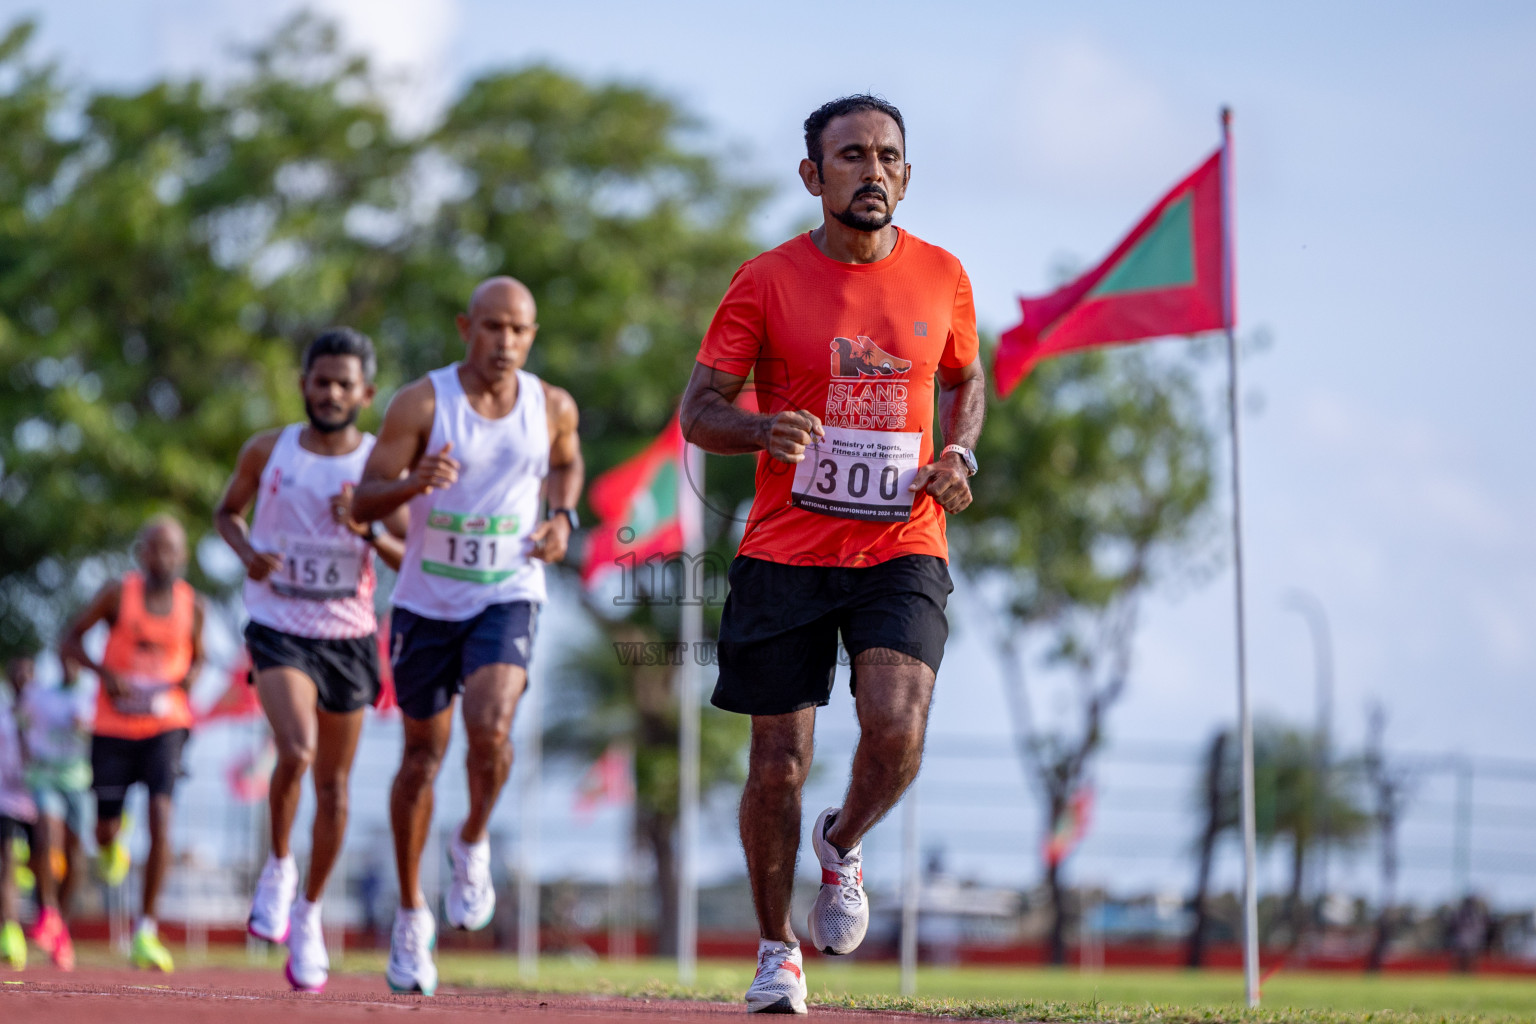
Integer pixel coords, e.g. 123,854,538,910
391,364,549,619
214,328,407,992
353,277,584,996
244,423,379,638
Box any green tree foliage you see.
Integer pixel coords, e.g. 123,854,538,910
953,344,1220,963
0,13,765,948
0,16,414,655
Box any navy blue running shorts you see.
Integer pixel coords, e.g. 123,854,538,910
389,601,539,720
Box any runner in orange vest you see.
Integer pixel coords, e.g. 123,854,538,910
60,515,205,972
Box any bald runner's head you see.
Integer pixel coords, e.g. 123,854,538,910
136,514,188,589
457,276,540,380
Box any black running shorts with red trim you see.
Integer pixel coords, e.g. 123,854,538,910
711,554,952,717
244,620,381,715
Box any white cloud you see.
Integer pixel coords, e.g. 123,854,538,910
146,0,460,130
311,0,460,130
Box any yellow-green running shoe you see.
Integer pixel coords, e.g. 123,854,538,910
96,830,131,888
130,924,174,972
1,920,25,970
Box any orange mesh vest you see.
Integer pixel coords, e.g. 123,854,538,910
94,572,196,739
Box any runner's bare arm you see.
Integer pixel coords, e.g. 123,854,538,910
530,384,583,563
181,596,207,693
909,356,986,514
59,582,126,698
332,483,408,572
353,378,458,522
214,430,286,582
680,362,824,463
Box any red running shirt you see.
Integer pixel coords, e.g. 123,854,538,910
697,230,979,567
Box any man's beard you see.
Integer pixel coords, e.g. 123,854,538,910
831,186,893,232
305,399,358,434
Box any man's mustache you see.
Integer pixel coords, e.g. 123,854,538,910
853,185,888,202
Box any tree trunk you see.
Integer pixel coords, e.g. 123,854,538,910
1185,732,1227,968
1367,809,1398,974
1287,831,1307,952
1045,857,1067,966
639,805,679,956
1366,908,1390,973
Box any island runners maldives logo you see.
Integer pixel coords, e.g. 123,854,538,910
829,335,911,378
826,335,911,429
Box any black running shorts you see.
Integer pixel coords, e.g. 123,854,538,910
91,728,188,821
244,620,382,715
711,554,952,717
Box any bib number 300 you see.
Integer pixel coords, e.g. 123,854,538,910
790,426,922,522
421,510,523,583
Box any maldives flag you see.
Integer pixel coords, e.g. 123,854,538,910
994,142,1232,397
574,742,635,817
1043,786,1095,868
581,414,689,586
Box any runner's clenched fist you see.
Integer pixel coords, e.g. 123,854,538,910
765,410,825,464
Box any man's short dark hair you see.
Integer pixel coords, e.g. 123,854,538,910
804,94,906,171
304,327,377,382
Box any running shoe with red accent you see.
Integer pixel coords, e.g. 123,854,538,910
29,906,75,970
745,939,807,1014
807,806,867,955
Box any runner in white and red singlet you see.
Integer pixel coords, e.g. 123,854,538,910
214,327,406,992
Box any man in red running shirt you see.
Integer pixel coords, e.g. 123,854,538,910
681,94,985,1013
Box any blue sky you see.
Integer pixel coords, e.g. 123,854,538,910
6,1,1534,902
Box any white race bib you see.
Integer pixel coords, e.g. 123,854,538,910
421,510,527,584
269,532,363,601
115,676,175,717
791,426,923,522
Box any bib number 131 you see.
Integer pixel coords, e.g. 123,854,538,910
790,426,921,522
421,510,523,583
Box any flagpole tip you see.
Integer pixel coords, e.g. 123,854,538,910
1220,106,1232,128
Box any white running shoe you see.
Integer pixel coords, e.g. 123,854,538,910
445,826,495,931
248,854,298,944
807,806,868,956
746,939,807,1014
285,898,329,992
386,906,438,996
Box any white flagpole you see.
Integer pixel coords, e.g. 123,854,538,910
519,660,542,981
899,791,919,996
677,441,705,984
1220,106,1260,1010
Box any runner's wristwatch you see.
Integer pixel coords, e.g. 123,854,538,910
549,507,580,530
940,444,978,477
366,520,387,544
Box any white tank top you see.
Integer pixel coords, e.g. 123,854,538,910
244,425,379,639
392,365,549,621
